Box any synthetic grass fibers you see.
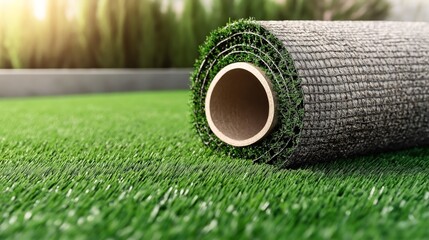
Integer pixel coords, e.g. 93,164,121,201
0,92,429,239
191,20,429,167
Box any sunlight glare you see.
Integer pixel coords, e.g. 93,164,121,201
33,0,47,20
66,0,78,20
0,0,14,9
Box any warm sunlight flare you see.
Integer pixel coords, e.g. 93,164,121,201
33,0,47,20
66,0,78,20
0,0,12,5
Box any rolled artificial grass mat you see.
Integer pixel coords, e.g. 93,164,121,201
191,20,429,167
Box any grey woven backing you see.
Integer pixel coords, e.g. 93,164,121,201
259,21,429,165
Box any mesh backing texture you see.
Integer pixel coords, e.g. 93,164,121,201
191,20,429,167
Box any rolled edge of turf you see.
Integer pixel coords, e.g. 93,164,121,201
191,19,305,166
191,19,429,167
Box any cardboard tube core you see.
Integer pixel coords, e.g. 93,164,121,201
205,62,277,147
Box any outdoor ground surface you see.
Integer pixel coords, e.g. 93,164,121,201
0,91,428,239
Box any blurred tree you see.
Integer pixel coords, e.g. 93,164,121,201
139,0,157,68
212,0,238,27
237,0,268,20
162,3,178,68
0,0,390,69
123,0,141,68
174,0,209,67
151,1,175,68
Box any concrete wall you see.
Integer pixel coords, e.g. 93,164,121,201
0,69,191,98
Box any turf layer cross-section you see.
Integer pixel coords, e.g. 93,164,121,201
191,20,429,167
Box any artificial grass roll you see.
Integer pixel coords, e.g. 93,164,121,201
191,20,429,167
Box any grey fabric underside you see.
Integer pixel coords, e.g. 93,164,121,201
260,21,429,165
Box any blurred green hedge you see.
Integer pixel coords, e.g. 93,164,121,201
0,0,389,68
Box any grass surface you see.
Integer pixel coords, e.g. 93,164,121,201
0,91,428,239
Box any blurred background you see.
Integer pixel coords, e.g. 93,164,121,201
0,0,428,69
0,0,428,97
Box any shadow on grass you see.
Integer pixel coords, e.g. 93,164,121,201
294,147,429,176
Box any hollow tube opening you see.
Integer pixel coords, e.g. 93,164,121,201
205,62,277,147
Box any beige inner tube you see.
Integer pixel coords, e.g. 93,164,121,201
205,62,277,147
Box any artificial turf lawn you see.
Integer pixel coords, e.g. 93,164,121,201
0,91,428,239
